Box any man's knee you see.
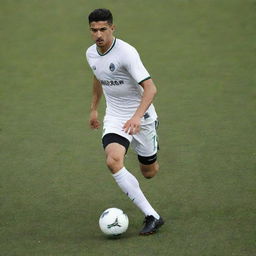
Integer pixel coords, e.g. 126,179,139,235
140,162,159,179
138,154,159,178
106,155,123,173
104,141,126,173
143,171,155,179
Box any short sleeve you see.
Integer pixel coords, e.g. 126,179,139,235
123,47,150,84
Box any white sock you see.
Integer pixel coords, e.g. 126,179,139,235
112,167,160,219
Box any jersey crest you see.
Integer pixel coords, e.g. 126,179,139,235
109,63,115,72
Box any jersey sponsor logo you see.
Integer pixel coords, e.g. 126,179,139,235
101,80,124,86
109,63,115,72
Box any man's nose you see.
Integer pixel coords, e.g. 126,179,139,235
96,30,102,37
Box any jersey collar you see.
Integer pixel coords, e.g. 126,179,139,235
97,37,116,56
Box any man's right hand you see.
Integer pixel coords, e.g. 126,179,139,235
89,110,100,129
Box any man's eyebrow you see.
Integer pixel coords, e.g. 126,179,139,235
90,27,108,31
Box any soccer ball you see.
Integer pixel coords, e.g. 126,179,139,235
99,208,129,236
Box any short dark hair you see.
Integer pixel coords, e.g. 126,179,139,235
88,8,113,25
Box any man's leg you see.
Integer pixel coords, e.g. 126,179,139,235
140,161,159,179
133,121,160,179
104,140,160,221
132,121,164,234
104,141,159,179
105,142,126,174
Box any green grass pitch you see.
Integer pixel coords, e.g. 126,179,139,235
0,0,255,255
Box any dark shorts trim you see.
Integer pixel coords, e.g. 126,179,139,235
102,133,130,152
138,153,157,165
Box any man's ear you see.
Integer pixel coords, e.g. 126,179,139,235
111,24,116,32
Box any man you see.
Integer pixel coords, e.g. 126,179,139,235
86,8,164,235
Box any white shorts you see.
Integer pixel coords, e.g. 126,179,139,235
102,118,158,157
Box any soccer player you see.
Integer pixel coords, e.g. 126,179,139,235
86,8,164,235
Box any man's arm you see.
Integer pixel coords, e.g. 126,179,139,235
123,78,157,134
89,76,103,129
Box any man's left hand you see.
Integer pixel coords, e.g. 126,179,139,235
123,116,141,135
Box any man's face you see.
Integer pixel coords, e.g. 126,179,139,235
89,21,115,50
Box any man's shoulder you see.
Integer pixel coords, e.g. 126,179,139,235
86,44,97,57
116,38,138,56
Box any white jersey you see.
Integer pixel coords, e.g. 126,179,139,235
86,38,157,125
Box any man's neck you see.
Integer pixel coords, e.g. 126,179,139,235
97,37,115,55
